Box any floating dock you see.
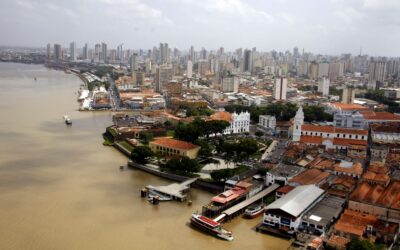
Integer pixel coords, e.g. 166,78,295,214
146,178,198,201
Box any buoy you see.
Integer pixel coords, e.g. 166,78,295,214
187,200,192,206
152,196,160,205
140,188,147,198
120,166,124,170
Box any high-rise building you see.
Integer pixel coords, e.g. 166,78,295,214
328,62,344,81
82,43,88,60
273,77,287,100
69,42,76,61
200,48,207,60
368,60,386,83
221,76,239,93
243,49,252,72
95,44,101,61
155,65,173,93
54,44,62,61
318,62,329,78
130,53,137,72
342,86,355,104
187,60,193,78
189,46,195,62
109,49,117,61
160,43,169,64
117,44,123,61
318,77,330,96
46,44,51,59
101,42,107,62
293,47,299,58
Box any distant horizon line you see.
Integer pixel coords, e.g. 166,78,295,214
0,44,398,58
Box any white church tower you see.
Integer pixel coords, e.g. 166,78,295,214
292,106,304,141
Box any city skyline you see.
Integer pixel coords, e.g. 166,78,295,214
1,0,400,56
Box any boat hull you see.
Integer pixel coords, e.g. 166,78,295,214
244,207,265,219
190,217,233,241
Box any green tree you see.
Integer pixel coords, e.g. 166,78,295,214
347,239,385,250
130,146,154,164
255,131,264,137
195,139,213,157
162,156,200,175
139,131,154,144
303,105,333,122
210,169,234,182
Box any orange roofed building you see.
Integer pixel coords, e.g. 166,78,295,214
348,181,400,223
149,138,200,159
333,209,398,244
292,108,368,157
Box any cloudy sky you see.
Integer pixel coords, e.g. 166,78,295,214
0,0,400,56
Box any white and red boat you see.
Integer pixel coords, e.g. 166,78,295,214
244,204,265,219
190,214,233,241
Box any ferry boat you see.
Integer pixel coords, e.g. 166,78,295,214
190,214,233,241
63,115,72,125
244,204,265,219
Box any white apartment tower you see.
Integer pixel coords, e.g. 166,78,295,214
187,60,193,78
273,77,287,100
318,77,330,96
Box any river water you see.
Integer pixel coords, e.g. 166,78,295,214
0,63,290,250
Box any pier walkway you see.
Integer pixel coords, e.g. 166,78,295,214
146,178,198,201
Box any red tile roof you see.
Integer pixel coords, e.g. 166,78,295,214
350,181,400,209
150,138,200,150
300,135,323,144
330,102,369,111
210,111,232,122
289,169,330,185
276,185,295,194
302,124,368,135
360,111,400,121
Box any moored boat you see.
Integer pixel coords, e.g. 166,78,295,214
244,204,265,219
63,115,72,125
190,214,233,241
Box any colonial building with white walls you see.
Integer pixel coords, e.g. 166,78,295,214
210,111,250,134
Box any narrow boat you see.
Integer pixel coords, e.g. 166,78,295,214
190,214,233,241
63,115,72,125
244,204,265,219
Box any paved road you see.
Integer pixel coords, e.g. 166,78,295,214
107,75,121,110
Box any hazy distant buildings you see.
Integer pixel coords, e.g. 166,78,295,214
54,44,62,61
69,42,76,61
130,53,137,72
273,77,287,100
46,44,51,59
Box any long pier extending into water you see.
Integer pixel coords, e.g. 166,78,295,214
214,184,280,222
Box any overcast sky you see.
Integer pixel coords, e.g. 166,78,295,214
1,0,400,56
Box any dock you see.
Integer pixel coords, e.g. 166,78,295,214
146,178,198,201
214,184,280,222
